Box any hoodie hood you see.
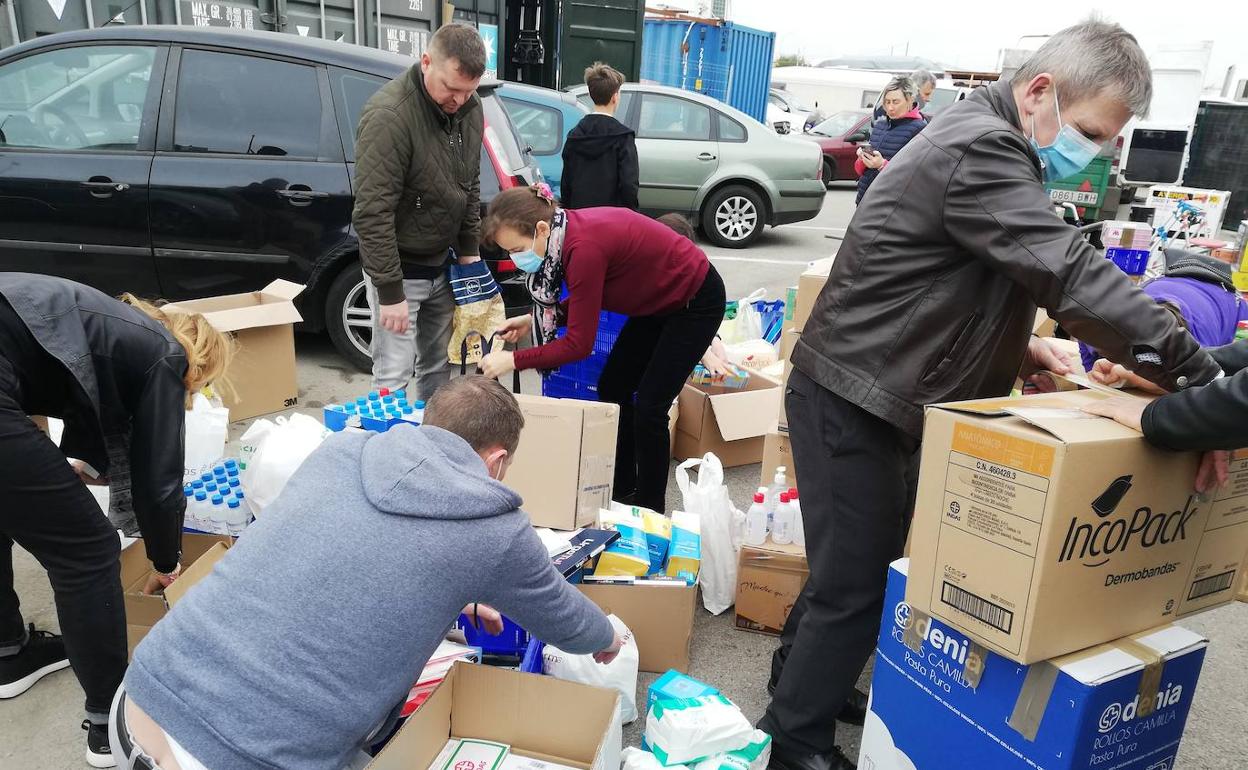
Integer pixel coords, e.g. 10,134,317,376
360,424,522,519
566,113,635,157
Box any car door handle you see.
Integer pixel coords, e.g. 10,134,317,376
698,153,717,161
83,180,130,193
277,187,330,203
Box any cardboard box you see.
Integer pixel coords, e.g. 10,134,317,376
511,395,619,531
674,376,781,468
1032,309,1056,337
907,389,1248,663
778,328,800,363
775,360,792,433
1147,185,1231,237
735,542,808,636
760,431,795,490
122,533,232,656
792,259,833,333
579,580,697,674
367,662,620,770
164,280,303,421
861,559,1208,770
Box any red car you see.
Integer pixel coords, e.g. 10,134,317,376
806,110,873,183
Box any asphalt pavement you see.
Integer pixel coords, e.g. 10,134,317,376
4,187,1246,769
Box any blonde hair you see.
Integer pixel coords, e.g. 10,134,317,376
121,294,235,405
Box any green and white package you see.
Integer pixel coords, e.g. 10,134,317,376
645,695,754,766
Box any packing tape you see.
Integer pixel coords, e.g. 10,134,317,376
901,610,987,690
901,609,928,655
1115,637,1165,720
1007,661,1059,742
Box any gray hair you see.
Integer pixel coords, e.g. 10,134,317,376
1011,19,1152,118
911,69,937,89
883,76,916,103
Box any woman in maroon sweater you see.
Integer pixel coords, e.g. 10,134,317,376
480,185,725,511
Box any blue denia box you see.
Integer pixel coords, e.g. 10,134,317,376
860,559,1208,770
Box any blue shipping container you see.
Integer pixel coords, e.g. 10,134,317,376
641,18,776,123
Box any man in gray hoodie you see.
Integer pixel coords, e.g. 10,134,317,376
116,376,621,770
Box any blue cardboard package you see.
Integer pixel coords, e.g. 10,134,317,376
860,559,1207,770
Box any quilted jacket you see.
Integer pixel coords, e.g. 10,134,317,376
353,65,483,305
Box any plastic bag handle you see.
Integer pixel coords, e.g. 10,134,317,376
459,331,521,393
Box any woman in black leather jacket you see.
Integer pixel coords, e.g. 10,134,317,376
0,273,231,765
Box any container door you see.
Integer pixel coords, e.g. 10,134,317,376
556,0,643,89
628,90,718,217
173,0,277,30
9,0,148,43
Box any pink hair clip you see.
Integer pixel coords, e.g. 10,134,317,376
534,182,555,202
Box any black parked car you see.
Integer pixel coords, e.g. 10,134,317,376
0,27,540,371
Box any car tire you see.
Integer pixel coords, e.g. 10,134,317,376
325,261,375,373
702,185,766,249
823,158,835,186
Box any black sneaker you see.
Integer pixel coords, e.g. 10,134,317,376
0,624,70,699
82,719,115,768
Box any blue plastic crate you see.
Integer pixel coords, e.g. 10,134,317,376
519,638,545,674
456,612,530,657
542,372,600,400
1105,247,1150,276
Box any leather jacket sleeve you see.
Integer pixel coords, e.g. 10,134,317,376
1143,369,1248,451
128,357,186,573
1209,340,1248,375
942,128,1221,392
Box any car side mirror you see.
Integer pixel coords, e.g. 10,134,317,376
848,130,869,143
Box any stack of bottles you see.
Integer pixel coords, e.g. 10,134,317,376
745,466,804,548
183,459,252,535
322,388,426,433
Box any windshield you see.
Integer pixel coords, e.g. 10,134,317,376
774,89,812,113
809,111,865,137
924,88,960,115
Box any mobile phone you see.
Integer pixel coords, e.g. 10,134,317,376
859,143,875,155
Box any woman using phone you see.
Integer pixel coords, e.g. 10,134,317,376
856,76,929,203
479,185,725,512
0,274,232,766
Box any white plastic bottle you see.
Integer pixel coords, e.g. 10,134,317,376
789,488,805,547
209,494,228,531
226,498,248,535
766,466,789,526
772,491,795,545
745,489,769,546
190,490,209,528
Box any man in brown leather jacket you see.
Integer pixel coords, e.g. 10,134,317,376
762,21,1223,770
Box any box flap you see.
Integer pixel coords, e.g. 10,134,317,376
703,377,781,442
932,390,1144,443
164,541,230,607
1055,626,1208,685
164,285,305,333
260,279,305,302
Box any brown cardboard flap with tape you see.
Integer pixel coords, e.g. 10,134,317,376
675,375,780,468
510,396,619,531
164,280,303,421
906,390,1248,664
735,542,808,636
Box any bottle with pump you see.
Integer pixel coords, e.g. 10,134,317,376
745,488,769,546
766,466,788,526
789,488,804,547
772,492,795,545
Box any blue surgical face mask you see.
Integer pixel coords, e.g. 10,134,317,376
511,226,544,273
1029,86,1102,183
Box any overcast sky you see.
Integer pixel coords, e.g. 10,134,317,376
724,0,1248,93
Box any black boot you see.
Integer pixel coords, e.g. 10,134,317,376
768,741,856,770
766,678,869,726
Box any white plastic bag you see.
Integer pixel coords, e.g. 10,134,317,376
240,413,329,514
677,454,743,615
183,392,229,481
724,339,778,372
543,615,641,723
718,289,766,345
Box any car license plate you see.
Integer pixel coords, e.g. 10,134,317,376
1049,189,1099,205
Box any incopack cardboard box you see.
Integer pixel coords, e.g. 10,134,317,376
164,280,303,421
861,559,1208,770
908,389,1248,663
735,542,808,636
121,533,232,657
674,375,781,468
511,395,619,530
579,580,697,673
776,360,792,433
792,258,833,332
779,328,800,363
760,431,795,490
367,662,621,770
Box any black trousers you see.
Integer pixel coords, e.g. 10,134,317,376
0,354,127,719
598,266,725,513
759,368,920,753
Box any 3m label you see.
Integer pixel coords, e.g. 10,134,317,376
951,423,1055,477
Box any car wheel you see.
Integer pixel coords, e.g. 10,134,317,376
823,158,835,186
702,185,766,249
325,262,374,373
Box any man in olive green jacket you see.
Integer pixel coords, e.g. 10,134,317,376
353,23,487,397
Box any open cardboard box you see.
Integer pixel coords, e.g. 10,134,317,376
164,280,303,421
122,533,232,657
674,374,781,468
367,662,620,770
578,580,697,673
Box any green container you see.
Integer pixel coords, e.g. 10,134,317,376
1045,155,1113,222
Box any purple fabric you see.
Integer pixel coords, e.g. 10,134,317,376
1078,277,1248,372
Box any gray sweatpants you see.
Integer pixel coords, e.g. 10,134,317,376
364,273,455,401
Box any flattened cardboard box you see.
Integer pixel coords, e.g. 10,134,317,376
579,581,696,673
511,395,619,530
164,280,303,421
907,390,1248,664
760,431,795,490
674,375,781,468
122,533,232,657
367,661,620,770
735,542,808,636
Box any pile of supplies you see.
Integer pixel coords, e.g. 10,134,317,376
323,388,424,432
182,459,251,535
1100,219,1153,277
591,503,701,585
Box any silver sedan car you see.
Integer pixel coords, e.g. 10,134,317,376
570,83,826,248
